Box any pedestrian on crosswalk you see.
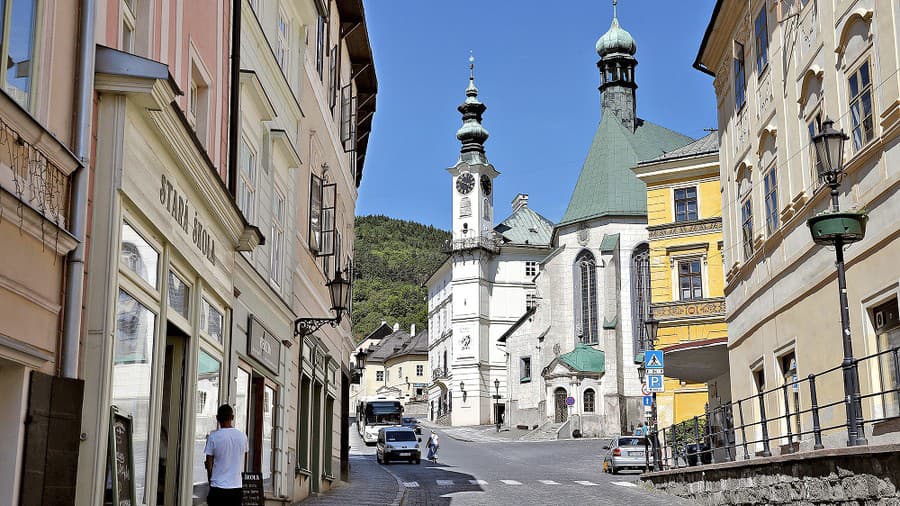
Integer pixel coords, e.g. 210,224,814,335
426,431,440,463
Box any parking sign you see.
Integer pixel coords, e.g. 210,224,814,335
647,374,664,393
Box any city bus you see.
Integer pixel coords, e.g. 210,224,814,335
357,396,404,444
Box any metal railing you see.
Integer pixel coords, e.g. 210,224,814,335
650,345,900,471
441,234,500,254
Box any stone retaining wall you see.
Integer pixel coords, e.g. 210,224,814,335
640,444,900,505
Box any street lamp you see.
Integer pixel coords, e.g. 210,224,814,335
644,308,661,471
294,267,353,337
494,378,501,433
352,349,368,385
459,381,466,402
807,118,868,446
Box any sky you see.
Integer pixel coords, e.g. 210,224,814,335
356,0,719,230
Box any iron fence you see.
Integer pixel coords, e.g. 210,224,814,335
649,345,900,471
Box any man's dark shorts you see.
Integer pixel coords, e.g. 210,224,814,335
207,486,242,506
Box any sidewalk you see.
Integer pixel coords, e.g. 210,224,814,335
419,421,535,443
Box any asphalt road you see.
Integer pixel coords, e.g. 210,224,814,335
350,427,694,506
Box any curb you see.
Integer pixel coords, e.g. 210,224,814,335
377,461,407,506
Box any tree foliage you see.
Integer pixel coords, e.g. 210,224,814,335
351,215,449,341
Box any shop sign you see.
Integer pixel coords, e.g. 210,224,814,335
159,174,217,265
248,316,280,374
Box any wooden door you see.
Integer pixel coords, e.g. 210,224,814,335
554,388,568,423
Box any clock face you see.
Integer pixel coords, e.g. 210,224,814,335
480,175,492,195
456,172,475,194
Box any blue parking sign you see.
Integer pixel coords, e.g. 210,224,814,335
647,374,664,392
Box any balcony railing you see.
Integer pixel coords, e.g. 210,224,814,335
432,367,449,381
648,345,900,471
441,234,500,254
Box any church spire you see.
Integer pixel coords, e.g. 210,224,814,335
456,52,490,164
595,2,638,131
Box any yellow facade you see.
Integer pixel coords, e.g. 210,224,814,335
633,138,727,428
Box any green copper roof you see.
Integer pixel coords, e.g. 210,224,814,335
598,233,620,252
559,343,606,374
559,113,694,227
495,206,554,246
596,17,636,56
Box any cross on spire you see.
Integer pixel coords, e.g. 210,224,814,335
613,0,617,18
469,51,475,81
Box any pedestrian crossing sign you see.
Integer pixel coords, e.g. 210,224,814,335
645,350,664,371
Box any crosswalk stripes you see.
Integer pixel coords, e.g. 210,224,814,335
403,482,419,488
469,479,489,485
573,480,599,486
612,481,637,488
538,480,559,485
499,480,522,485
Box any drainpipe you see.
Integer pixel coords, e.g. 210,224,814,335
227,0,241,197
61,0,96,379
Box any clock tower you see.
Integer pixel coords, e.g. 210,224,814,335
446,55,500,426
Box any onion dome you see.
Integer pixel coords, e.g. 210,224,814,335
595,16,636,57
456,54,490,156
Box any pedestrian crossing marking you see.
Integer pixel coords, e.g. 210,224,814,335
612,481,637,488
403,482,419,488
538,480,559,485
574,480,598,486
436,480,455,486
499,480,522,485
469,479,488,485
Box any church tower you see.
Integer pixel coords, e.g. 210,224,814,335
596,0,638,132
447,55,500,426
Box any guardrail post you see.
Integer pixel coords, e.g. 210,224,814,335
782,383,794,451
737,399,750,460
758,392,772,457
704,408,714,464
808,374,824,450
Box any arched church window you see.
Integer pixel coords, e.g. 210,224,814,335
631,243,651,354
574,250,598,345
584,388,595,413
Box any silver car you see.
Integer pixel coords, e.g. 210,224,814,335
376,427,422,465
602,436,652,474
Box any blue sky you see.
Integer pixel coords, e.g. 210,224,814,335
357,1,718,230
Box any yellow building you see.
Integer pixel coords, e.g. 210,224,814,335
632,133,730,428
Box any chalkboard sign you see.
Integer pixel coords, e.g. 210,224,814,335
241,472,264,506
109,407,136,506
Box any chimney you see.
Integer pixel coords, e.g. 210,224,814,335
393,322,400,332
512,193,529,212
410,323,416,335
381,320,387,326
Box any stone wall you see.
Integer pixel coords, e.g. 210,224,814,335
641,444,900,505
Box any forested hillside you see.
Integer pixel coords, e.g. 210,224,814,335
351,215,450,341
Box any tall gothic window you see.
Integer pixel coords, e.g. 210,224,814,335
631,243,651,354
574,250,598,345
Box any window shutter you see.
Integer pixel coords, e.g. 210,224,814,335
318,183,336,257
329,44,339,112
308,174,323,253
340,84,352,146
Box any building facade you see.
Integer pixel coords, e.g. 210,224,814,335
695,0,899,449
356,325,428,402
426,66,554,426
502,12,697,437
631,133,729,428
0,1,87,504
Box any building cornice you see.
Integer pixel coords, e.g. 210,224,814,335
648,217,722,241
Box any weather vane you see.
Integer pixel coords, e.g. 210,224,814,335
469,51,475,80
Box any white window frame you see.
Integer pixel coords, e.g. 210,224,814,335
1,0,41,110
276,8,290,74
673,186,700,222
122,0,136,53
238,135,258,224
270,187,286,287
847,59,875,152
670,254,708,302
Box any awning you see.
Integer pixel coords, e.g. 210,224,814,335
659,337,729,383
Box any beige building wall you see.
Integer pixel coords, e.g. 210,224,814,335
696,0,900,450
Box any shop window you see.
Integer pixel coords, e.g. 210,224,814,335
734,41,747,111
678,259,703,300
584,388,596,413
200,298,224,344
848,60,874,151
238,137,257,224
526,261,538,277
270,188,285,287
674,187,698,222
120,222,159,289
872,298,900,417
194,349,221,494
754,5,769,74
262,384,276,489
111,289,156,501
764,166,778,235
416,365,423,376
0,0,38,109
520,356,531,383
167,270,190,319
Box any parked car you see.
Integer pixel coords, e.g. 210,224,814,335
401,417,422,434
376,427,422,465
602,436,652,474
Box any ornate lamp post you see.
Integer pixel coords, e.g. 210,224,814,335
807,118,868,446
644,309,660,471
494,378,502,433
294,267,353,337
352,349,368,385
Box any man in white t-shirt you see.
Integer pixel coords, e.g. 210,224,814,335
204,404,249,506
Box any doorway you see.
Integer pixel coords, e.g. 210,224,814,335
246,373,277,493
157,324,188,505
554,388,568,423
